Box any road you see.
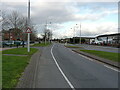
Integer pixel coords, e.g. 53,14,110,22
68,44,119,53
33,43,118,89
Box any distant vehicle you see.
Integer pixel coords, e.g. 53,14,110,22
2,41,14,47
20,41,27,45
30,41,35,44
5,41,14,45
95,40,103,44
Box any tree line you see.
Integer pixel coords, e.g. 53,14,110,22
2,10,37,41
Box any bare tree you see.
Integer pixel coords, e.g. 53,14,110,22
2,10,37,41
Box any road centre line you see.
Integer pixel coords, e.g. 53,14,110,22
51,45,75,90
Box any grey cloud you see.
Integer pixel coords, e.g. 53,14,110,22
1,1,118,38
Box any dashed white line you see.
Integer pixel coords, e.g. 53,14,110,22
51,45,75,90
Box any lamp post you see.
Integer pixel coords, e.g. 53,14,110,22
27,0,30,52
49,22,52,43
80,23,81,44
75,23,81,44
71,24,78,44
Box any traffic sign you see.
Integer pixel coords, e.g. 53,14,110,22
25,27,32,33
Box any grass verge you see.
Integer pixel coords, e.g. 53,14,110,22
0,52,2,89
80,50,119,62
32,42,52,47
65,45,82,48
2,48,38,88
2,48,38,55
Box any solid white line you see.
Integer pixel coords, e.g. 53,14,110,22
104,65,120,72
79,54,94,61
51,45,75,90
67,48,120,72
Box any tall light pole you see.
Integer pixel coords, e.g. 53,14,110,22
45,20,47,44
74,26,75,44
80,23,81,44
49,22,52,43
74,24,78,44
27,0,30,52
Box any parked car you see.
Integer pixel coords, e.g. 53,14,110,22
14,41,22,45
2,41,14,47
30,41,35,44
94,40,103,45
20,41,27,45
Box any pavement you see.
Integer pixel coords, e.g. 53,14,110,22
17,43,119,88
0,47,14,51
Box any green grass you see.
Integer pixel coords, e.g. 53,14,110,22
2,55,29,88
80,50,119,62
65,45,81,48
0,53,2,89
32,42,51,47
2,48,38,55
2,48,38,88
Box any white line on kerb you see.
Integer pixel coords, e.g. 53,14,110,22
79,54,94,61
104,65,120,72
51,45,75,90
67,48,119,72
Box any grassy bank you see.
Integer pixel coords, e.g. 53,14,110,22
2,48,38,55
80,50,119,62
0,53,2,89
32,42,51,47
65,45,81,48
2,47,38,88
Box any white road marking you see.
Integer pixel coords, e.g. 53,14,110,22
79,54,94,61
51,45,75,90
79,53,120,72
104,65,120,72
66,47,120,73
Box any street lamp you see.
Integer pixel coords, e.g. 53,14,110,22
27,0,30,52
49,22,52,43
76,23,82,44
45,20,52,44
80,23,81,44
71,24,78,44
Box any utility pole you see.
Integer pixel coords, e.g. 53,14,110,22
74,26,75,44
49,22,52,43
27,0,30,52
80,23,81,44
45,20,47,45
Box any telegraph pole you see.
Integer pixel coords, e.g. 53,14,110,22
45,20,47,45
28,0,30,52
80,23,81,44
74,26,75,44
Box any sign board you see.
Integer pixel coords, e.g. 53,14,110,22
25,27,32,33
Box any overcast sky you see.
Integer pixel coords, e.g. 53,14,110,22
1,0,119,39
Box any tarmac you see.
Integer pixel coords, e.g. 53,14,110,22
17,44,119,88
64,45,120,68
72,49,120,68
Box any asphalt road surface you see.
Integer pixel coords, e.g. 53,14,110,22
69,44,119,53
33,43,119,89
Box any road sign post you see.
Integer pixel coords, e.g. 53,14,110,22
25,27,32,52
